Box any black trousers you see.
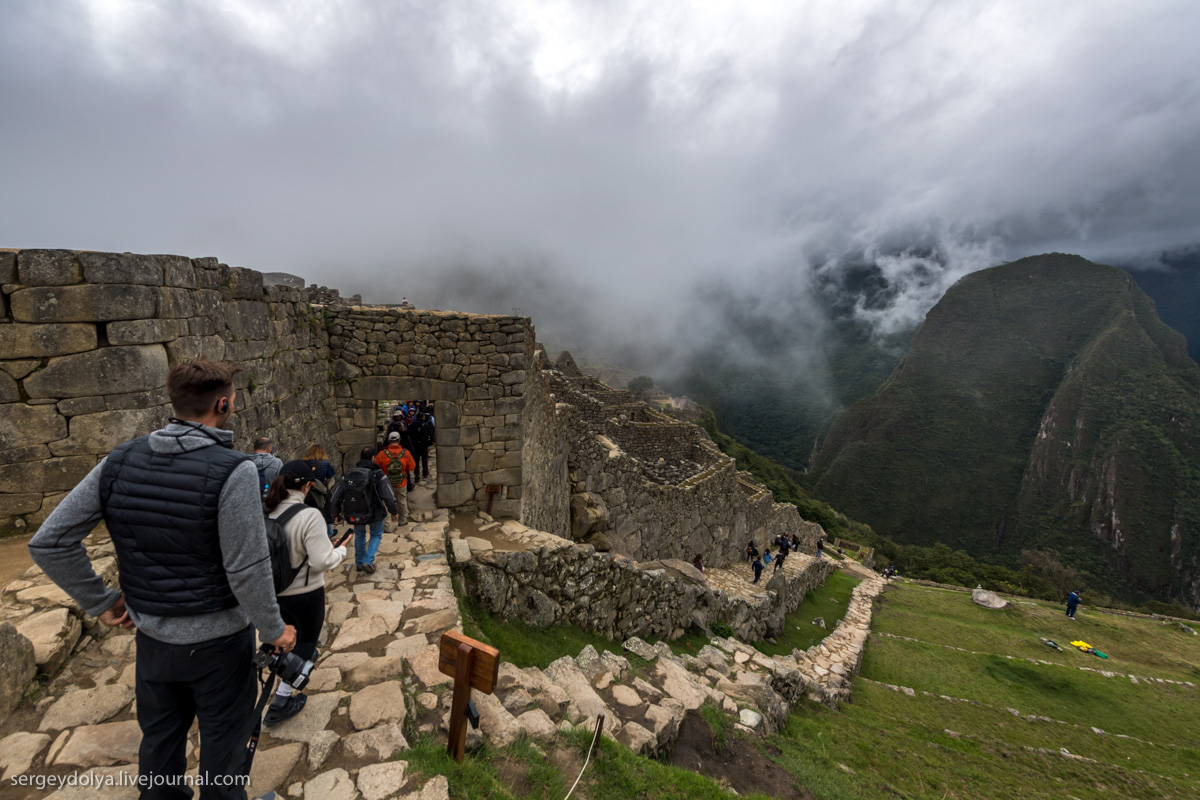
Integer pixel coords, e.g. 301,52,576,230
135,626,257,800
277,587,325,666
413,447,430,479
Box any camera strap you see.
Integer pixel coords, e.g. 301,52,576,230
244,667,278,770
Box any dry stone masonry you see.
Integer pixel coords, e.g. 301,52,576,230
3,248,824,579
0,246,898,792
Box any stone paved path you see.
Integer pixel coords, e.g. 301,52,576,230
0,457,893,798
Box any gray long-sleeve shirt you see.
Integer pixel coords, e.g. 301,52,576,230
28,422,286,645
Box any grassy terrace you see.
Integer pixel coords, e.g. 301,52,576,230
766,582,1200,799
428,575,1199,798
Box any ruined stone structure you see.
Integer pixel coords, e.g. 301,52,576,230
2,248,820,570
520,348,824,563
456,520,836,643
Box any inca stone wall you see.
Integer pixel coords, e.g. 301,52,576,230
3,248,825,574
456,520,836,642
518,347,824,566
0,249,340,533
322,305,533,514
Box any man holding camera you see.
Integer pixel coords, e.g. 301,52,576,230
30,360,296,800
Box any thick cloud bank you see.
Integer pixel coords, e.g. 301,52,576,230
2,0,1198,350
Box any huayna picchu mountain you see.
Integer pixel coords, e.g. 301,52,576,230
809,253,1200,609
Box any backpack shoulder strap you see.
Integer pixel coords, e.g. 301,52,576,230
276,503,307,526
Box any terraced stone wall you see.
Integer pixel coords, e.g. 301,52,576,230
323,306,535,516
0,249,340,534
518,350,825,567
462,523,837,642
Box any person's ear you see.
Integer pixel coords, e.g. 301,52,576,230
217,397,229,415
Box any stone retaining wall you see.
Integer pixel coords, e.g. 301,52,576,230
0,249,340,533
519,347,825,566
458,521,835,642
321,305,534,514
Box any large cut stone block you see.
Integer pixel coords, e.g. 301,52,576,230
0,373,16,403
224,300,271,340
9,285,158,323
106,319,179,345
0,324,97,358
25,345,169,399
156,254,196,288
17,250,82,286
437,479,476,507
0,622,37,715
482,467,522,486
437,446,465,473
353,376,464,402
0,249,15,283
51,406,167,456
434,400,459,427
0,404,68,450
79,251,164,285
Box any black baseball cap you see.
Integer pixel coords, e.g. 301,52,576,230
280,460,316,482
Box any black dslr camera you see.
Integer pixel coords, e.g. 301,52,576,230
252,643,314,691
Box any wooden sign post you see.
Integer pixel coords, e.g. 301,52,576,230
438,630,500,763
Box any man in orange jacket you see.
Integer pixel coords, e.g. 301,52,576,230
375,431,416,529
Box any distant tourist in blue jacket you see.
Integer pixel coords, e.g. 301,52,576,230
752,556,764,584
1066,591,1081,619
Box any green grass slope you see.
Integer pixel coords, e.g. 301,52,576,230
808,254,1200,608
768,581,1200,799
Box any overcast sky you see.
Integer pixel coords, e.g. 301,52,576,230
2,0,1198,351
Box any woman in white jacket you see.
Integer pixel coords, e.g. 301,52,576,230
262,460,347,726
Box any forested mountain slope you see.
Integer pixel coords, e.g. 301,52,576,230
809,253,1200,608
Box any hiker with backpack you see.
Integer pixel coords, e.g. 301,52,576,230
409,411,434,483
303,444,336,536
262,461,348,726
374,431,416,530
251,437,284,496
329,446,399,574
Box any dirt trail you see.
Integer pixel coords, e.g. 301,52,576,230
0,534,34,587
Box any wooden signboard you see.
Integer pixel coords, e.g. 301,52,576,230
438,631,500,693
439,631,501,762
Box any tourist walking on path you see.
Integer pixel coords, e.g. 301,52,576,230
816,538,825,558
330,446,398,574
774,548,788,573
28,359,295,799
251,436,283,495
303,444,336,536
262,461,347,726
409,411,434,482
374,431,416,529
752,555,764,584
1066,590,1082,619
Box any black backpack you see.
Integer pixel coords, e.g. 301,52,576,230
264,504,308,593
306,478,329,513
340,467,377,525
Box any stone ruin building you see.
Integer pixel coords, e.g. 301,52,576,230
0,250,894,794
1,248,822,567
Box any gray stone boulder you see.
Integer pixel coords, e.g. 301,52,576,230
0,731,51,778
0,621,37,714
15,608,81,675
25,345,169,399
570,492,609,539
971,586,1009,610
39,684,135,731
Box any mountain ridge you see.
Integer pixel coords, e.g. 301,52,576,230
808,253,1200,608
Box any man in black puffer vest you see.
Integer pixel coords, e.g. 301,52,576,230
30,360,296,800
